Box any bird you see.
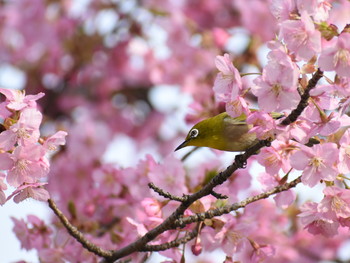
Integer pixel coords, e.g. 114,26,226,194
175,112,256,152
175,112,282,152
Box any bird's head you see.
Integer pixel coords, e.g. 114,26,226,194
175,114,225,151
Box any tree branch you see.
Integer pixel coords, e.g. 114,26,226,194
103,69,323,261
48,199,113,258
104,139,272,262
281,69,323,125
174,176,302,226
140,229,199,252
210,190,228,199
51,69,323,262
148,182,187,202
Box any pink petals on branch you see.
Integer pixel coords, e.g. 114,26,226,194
299,186,350,237
213,53,249,118
0,89,66,204
299,201,339,237
319,33,350,77
6,182,49,203
12,215,52,250
247,111,277,140
252,43,300,112
214,53,242,101
279,12,321,61
0,88,44,111
6,144,49,187
290,143,339,187
43,131,68,151
0,108,43,150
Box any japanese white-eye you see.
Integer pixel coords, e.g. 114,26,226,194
175,112,283,152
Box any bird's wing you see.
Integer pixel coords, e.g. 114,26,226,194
223,113,247,125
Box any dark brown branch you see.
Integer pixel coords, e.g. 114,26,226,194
210,190,228,199
140,229,198,252
48,199,113,258
142,177,302,254
281,69,323,125
148,182,187,202
104,69,324,261
104,140,272,262
57,69,324,262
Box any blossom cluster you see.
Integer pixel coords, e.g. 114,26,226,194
0,88,67,204
212,0,350,240
3,0,350,262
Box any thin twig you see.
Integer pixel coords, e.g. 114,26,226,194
210,190,228,199
140,229,198,252
148,182,188,202
174,176,302,226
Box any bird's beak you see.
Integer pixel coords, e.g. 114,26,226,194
175,139,190,151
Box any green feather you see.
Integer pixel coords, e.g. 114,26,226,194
176,111,283,152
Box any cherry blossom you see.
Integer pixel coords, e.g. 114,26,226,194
318,186,350,220
319,33,350,77
43,131,68,151
0,88,44,111
252,42,300,112
257,140,296,175
279,11,321,61
296,0,332,22
6,144,49,187
299,202,339,237
2,108,42,148
12,215,52,250
214,54,242,98
276,116,313,144
246,111,277,140
225,95,250,119
270,0,296,22
6,182,49,203
290,143,339,187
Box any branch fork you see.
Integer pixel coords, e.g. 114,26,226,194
48,69,324,262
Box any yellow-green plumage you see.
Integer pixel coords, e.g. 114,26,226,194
176,112,259,152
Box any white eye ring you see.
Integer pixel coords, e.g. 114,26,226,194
190,128,199,138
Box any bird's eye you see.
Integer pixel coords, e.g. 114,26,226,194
189,129,199,138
